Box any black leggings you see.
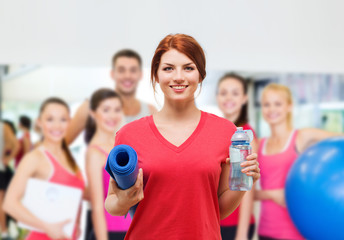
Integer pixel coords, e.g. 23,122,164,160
0,166,13,190
259,236,286,240
84,211,93,240
221,224,255,240
85,210,127,240
88,231,126,240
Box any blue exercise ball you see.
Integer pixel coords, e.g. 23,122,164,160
285,137,344,240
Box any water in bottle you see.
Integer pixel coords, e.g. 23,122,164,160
229,127,253,191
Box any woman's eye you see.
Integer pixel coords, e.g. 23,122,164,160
185,67,194,71
163,67,173,71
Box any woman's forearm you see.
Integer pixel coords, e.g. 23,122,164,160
65,101,89,145
3,199,47,231
236,189,254,239
268,189,286,207
104,194,130,216
92,207,109,240
218,189,246,220
254,190,271,201
254,189,286,207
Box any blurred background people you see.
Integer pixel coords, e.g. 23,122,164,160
3,98,85,240
65,50,157,240
216,73,257,240
0,121,19,239
66,49,157,145
15,115,32,168
255,83,343,240
85,88,130,240
0,3,344,239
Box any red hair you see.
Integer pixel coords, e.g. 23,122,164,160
151,34,206,92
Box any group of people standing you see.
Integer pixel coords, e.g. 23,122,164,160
0,115,33,239
1,34,341,240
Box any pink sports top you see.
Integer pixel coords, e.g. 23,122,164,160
26,148,85,240
258,130,304,240
88,144,131,232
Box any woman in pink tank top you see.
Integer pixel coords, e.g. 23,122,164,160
216,73,257,240
3,98,85,240
84,88,130,240
256,83,341,240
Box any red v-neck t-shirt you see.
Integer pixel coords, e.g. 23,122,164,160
114,111,236,240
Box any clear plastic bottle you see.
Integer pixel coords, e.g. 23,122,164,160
229,127,253,191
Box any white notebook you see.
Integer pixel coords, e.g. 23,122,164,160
19,178,82,238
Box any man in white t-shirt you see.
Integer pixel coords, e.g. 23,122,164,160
66,49,157,145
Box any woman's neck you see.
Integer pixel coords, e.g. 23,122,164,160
159,98,200,121
269,121,293,139
42,139,63,156
92,129,115,146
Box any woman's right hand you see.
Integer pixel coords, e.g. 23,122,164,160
110,168,144,212
43,219,70,239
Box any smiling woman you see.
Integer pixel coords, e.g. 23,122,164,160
151,34,206,93
255,83,343,240
3,98,85,240
83,89,133,240
104,34,260,240
216,73,257,240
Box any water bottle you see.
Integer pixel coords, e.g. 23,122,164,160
229,127,253,191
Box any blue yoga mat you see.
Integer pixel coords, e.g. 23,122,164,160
105,144,139,218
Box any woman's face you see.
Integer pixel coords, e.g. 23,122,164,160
91,97,123,134
157,49,200,103
261,90,292,126
38,103,70,143
217,78,247,117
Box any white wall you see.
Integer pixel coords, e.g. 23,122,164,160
3,66,163,107
3,66,110,102
0,0,344,73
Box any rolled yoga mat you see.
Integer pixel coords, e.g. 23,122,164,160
105,144,139,218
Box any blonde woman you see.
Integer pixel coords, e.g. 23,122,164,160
256,83,342,240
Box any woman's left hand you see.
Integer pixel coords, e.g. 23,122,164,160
240,153,260,183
